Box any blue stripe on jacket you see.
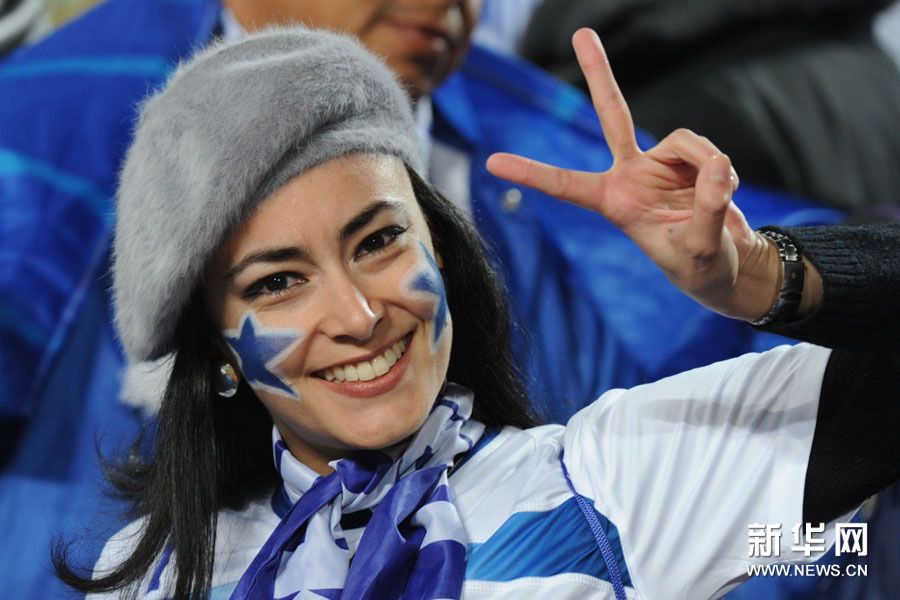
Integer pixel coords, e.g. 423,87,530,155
466,496,632,588
0,56,172,79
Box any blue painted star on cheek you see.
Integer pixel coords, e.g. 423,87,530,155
223,312,304,400
409,241,448,349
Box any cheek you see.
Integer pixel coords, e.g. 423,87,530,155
399,241,449,353
465,0,484,23
326,3,386,38
447,1,480,65
223,311,306,401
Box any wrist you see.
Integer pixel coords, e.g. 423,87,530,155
721,231,779,322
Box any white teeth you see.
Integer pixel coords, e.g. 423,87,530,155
372,356,389,376
357,362,376,381
321,337,409,383
384,348,398,366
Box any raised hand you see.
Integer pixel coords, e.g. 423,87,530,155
486,28,782,321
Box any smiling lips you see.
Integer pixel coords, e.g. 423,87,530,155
315,334,412,398
321,336,408,382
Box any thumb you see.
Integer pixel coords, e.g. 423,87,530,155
686,154,734,256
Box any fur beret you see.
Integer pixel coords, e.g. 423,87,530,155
113,27,424,361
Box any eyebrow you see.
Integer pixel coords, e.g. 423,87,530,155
224,246,309,282
225,199,408,281
340,199,407,241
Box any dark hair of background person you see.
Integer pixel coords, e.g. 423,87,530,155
52,167,542,600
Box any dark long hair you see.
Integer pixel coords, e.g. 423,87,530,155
53,167,541,599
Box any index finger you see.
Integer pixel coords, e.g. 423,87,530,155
573,28,640,161
485,152,603,211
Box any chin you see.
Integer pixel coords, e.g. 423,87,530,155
341,409,428,451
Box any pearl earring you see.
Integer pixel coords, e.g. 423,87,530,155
216,362,240,398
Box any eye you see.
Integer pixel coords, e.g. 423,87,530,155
355,225,407,259
243,272,306,300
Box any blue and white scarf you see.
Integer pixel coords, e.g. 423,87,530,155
230,383,485,600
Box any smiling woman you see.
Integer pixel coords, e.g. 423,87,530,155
53,27,536,600
53,23,898,600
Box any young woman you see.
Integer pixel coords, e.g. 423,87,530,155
55,26,897,600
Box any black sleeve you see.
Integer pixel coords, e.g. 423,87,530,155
757,224,900,353
746,225,900,523
802,349,900,525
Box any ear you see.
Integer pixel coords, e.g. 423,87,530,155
209,330,239,369
435,250,444,269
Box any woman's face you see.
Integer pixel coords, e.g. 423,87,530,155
224,0,482,97
207,154,452,474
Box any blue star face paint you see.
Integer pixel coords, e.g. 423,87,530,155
223,311,305,401
403,240,449,354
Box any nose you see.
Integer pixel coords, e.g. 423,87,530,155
319,274,383,342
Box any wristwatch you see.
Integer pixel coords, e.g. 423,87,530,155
750,230,805,326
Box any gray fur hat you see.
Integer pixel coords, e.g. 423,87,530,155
113,27,424,362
